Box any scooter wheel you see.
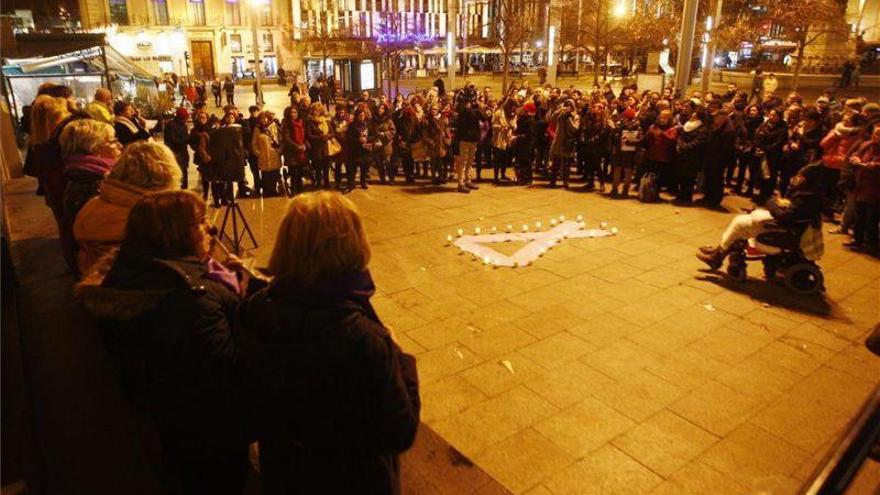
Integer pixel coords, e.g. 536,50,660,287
784,263,824,295
727,263,747,282
762,259,777,281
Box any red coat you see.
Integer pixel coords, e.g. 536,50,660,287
645,124,678,163
851,141,880,205
820,124,861,170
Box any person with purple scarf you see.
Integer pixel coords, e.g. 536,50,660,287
58,119,122,274
77,190,255,495
239,191,420,495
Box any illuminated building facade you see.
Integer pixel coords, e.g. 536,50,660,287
76,0,556,88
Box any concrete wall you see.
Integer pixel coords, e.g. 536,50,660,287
719,70,880,92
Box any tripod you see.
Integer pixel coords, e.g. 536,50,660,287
217,183,258,255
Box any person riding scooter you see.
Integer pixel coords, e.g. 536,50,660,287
697,163,824,268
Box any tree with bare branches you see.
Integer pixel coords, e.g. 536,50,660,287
489,0,540,93
762,0,849,90
298,0,353,80
371,10,434,97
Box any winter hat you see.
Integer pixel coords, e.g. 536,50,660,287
522,101,537,114
622,107,637,119
176,107,189,120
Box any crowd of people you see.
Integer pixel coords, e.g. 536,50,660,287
155,76,879,254
12,71,880,494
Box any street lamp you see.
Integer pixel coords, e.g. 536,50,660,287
249,0,266,106
612,1,627,19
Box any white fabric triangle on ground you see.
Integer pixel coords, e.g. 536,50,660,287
453,221,615,267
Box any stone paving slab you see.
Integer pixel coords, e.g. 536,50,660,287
229,181,880,494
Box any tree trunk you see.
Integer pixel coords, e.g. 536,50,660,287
792,43,805,92
502,49,510,94
593,50,600,84
394,56,400,97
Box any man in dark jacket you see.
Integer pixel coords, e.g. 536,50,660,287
703,99,736,208
223,77,236,106
454,100,484,193
113,101,151,146
164,107,191,188
697,163,824,267
549,99,580,188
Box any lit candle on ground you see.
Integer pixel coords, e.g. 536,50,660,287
482,255,491,264
611,227,619,234
506,224,513,232
457,228,464,237
576,214,584,221
491,226,497,232
474,227,481,234
446,235,453,243
600,222,608,229
522,224,529,232
560,215,566,221
535,221,542,230
550,219,557,226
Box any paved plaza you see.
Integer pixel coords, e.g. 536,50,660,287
224,179,880,494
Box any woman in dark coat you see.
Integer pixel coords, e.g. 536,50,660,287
280,106,309,193
753,108,789,202
164,107,191,189
734,104,764,196
549,100,580,188
513,101,537,184
59,119,122,272
674,108,709,204
305,102,334,188
579,102,614,191
239,191,420,495
188,111,223,206
77,190,250,495
345,108,375,190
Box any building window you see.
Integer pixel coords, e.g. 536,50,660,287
230,34,242,52
260,32,273,52
226,0,241,25
190,0,206,25
152,0,169,24
260,2,272,26
232,56,246,78
109,0,129,25
263,55,277,76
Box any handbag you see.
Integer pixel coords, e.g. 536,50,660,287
326,137,342,157
411,141,428,161
800,225,824,261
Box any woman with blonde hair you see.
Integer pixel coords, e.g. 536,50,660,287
251,110,283,196
78,190,250,495
305,102,333,188
239,191,420,494
60,119,121,217
73,141,182,273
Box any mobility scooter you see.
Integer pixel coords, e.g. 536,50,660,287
720,220,825,295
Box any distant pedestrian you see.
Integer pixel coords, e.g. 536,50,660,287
223,76,235,106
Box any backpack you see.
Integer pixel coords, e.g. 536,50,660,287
638,173,659,203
